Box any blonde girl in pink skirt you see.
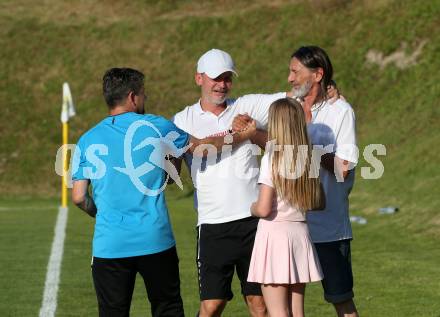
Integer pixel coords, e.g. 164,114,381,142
248,97,325,317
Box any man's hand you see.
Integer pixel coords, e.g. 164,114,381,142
240,118,257,139
327,80,345,103
321,153,352,181
232,113,252,132
232,113,267,148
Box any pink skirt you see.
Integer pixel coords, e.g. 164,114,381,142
247,219,323,284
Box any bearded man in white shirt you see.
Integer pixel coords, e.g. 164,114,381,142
288,46,359,317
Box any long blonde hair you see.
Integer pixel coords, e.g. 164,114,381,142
268,98,324,211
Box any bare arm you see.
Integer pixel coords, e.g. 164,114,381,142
251,184,275,218
321,153,351,180
72,179,97,218
188,119,256,156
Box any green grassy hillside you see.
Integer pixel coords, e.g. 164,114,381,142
0,0,439,233
0,1,439,316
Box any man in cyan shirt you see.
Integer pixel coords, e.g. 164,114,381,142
72,67,256,317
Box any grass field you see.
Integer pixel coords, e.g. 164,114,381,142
1,193,439,316
0,0,439,316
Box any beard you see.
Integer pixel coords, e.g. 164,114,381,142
210,96,227,105
291,80,313,99
208,90,228,105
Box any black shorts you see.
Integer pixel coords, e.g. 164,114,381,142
92,246,184,317
314,239,355,304
196,216,262,301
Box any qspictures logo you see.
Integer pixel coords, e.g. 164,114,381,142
55,120,386,196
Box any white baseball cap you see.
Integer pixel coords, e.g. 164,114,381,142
197,49,238,79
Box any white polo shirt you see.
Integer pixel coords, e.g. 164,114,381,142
306,98,358,243
173,93,286,226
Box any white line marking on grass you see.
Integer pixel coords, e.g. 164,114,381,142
39,206,68,317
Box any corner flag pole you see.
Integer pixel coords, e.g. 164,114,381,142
61,121,68,207
60,82,76,207
39,83,76,317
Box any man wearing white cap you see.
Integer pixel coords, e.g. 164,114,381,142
173,49,288,317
